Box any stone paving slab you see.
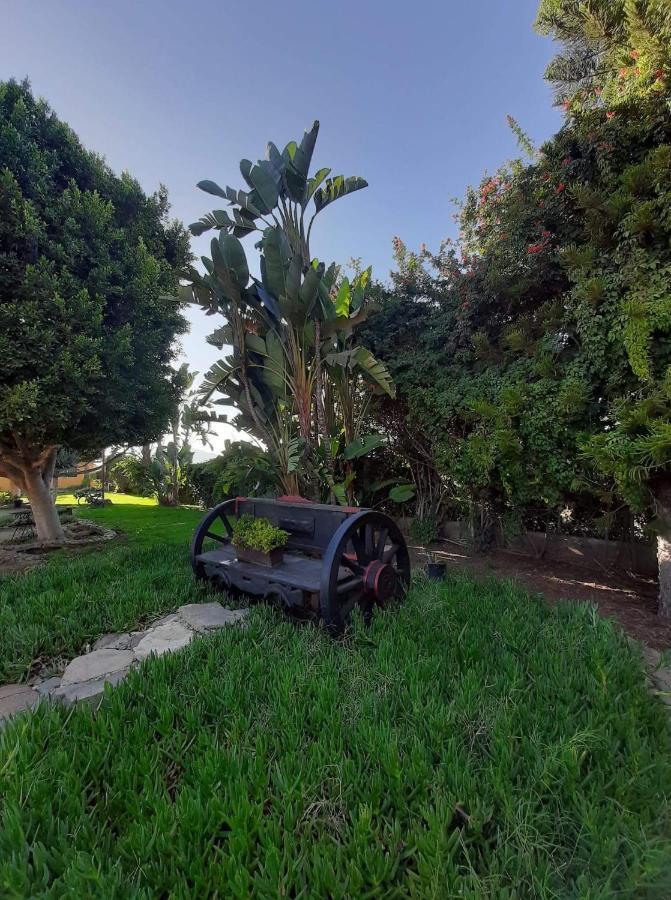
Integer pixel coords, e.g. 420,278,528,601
51,668,131,706
0,602,250,724
61,649,136,686
93,631,146,651
0,683,39,723
177,602,248,632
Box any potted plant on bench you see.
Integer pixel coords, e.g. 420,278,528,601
232,515,289,568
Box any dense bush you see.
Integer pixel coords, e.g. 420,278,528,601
188,442,278,508
364,0,671,570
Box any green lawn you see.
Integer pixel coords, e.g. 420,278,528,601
1,501,670,895
0,500,207,682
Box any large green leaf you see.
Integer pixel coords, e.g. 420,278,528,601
389,483,416,503
325,346,395,397
197,179,228,199
352,347,395,397
299,260,325,313
307,167,331,201
344,434,385,460
335,278,350,318
248,162,279,213
265,142,285,187
313,175,368,214
218,233,249,288
261,227,290,299
211,238,241,305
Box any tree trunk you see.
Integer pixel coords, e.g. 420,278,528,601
653,478,671,618
141,443,152,466
24,456,65,544
657,531,671,618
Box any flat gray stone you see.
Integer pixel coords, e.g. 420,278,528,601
0,684,39,721
133,620,194,660
34,676,62,697
177,602,249,633
61,649,136,686
93,631,146,651
51,668,130,707
152,612,180,628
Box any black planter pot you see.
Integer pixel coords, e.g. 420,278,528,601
426,562,447,580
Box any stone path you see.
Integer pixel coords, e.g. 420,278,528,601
0,602,248,725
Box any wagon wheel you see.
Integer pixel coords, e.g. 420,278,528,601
320,511,410,635
189,499,237,581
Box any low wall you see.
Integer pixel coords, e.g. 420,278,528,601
399,517,657,579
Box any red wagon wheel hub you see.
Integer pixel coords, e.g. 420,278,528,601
363,560,397,605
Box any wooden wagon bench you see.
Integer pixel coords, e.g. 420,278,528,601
191,496,410,633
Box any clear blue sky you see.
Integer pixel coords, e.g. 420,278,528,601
1,0,561,453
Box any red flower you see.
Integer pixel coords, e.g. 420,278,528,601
656,68,665,80
542,230,551,238
630,49,640,60
556,183,566,194
606,111,615,119
619,67,628,77
527,242,546,254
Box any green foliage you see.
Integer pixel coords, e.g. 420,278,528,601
187,442,278,508
0,79,190,458
1,507,670,893
231,514,288,553
364,1,671,541
409,515,440,545
0,491,13,506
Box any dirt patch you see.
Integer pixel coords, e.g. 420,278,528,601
0,519,117,577
413,542,671,651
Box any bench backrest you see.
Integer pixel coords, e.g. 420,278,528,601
234,497,362,555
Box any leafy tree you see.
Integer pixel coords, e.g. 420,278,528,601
366,0,671,612
0,80,190,540
183,122,394,501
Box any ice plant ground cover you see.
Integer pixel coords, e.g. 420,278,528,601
0,501,670,895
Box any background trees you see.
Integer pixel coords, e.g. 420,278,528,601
0,80,190,540
364,0,671,611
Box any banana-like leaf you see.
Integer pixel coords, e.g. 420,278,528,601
286,254,302,302
299,260,325,312
313,175,368,214
325,346,395,397
351,266,371,311
317,281,337,321
224,186,263,216
335,278,350,318
249,278,282,322
261,227,290,299
307,167,331,201
265,142,285,186
344,433,385,460
211,237,242,305
389,483,415,503
218,233,249,288
206,324,234,349
197,179,228,199
245,333,266,355
322,262,340,293
240,159,254,189
248,161,279,213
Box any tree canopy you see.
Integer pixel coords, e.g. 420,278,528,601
0,79,190,539
364,0,671,608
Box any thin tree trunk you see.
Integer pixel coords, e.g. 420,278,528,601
657,532,671,618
